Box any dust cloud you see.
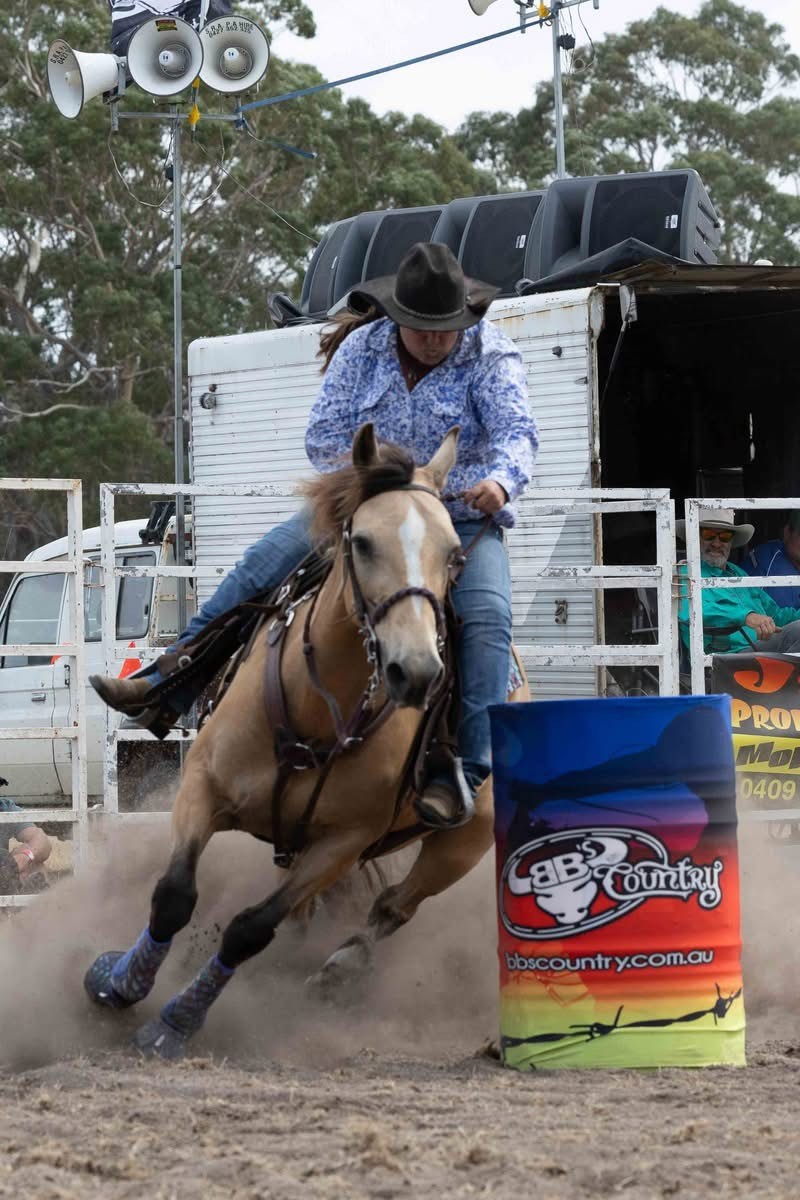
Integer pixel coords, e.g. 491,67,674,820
0,820,500,1070
738,816,800,1041
0,791,798,1070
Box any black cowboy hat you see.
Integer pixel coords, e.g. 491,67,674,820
346,242,499,332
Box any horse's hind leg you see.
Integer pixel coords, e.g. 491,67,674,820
84,763,218,1011
133,830,366,1060
309,788,495,996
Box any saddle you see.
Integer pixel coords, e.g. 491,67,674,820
138,550,331,736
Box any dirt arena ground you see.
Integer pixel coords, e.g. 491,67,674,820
1,823,798,1200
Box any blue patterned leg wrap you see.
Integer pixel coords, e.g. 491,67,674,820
160,955,235,1038
109,927,172,1004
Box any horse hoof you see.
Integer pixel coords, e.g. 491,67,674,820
306,935,373,1005
305,965,335,1001
84,952,135,1010
132,1017,189,1062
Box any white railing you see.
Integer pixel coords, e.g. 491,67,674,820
4,481,797,899
513,488,679,695
98,481,290,817
0,479,87,906
98,483,680,817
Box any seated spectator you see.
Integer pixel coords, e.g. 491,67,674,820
744,510,800,607
0,777,52,893
676,507,800,654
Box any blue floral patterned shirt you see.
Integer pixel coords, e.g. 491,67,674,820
305,317,539,528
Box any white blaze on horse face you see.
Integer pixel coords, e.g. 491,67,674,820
374,496,444,705
398,503,426,618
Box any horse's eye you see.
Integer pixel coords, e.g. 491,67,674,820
352,534,373,559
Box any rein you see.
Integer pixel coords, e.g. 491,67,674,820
265,483,490,867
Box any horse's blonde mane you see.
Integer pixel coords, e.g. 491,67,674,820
302,442,416,543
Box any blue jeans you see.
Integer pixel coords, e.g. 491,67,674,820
153,509,512,796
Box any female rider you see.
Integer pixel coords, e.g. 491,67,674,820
91,242,540,827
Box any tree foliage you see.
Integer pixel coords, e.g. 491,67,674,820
0,0,490,558
456,0,800,264
4,0,800,563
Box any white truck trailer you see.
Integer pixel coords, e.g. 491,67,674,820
187,262,800,700
0,508,194,808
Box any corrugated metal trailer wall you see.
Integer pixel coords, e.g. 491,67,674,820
188,290,599,699
492,293,599,698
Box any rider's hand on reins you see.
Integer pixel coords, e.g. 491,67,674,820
463,479,508,515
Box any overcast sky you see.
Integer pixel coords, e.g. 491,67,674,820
269,0,800,131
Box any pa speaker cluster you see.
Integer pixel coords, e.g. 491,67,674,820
525,169,720,280
290,170,720,324
47,11,269,119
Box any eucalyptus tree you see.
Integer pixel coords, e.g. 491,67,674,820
0,0,489,557
456,0,800,264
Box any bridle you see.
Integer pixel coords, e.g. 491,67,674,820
339,483,466,695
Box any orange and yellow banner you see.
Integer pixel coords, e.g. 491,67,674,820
712,653,800,812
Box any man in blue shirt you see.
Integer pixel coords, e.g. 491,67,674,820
744,511,800,607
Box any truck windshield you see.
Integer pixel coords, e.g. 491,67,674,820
84,551,156,642
0,573,65,666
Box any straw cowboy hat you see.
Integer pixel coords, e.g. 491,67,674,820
676,506,754,549
346,242,499,331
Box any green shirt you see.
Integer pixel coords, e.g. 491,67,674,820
678,560,800,653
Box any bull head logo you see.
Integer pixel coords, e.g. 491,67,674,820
506,836,628,925
500,827,724,940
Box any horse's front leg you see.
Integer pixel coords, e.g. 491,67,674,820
308,781,495,999
133,829,367,1060
84,760,219,1011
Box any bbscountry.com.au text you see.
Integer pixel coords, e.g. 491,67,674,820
505,949,714,975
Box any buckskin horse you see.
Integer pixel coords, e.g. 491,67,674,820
84,423,528,1059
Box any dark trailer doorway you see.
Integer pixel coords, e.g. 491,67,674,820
594,264,800,690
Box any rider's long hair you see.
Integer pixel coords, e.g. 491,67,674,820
318,306,382,372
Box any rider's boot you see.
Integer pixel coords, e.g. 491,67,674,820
89,674,152,713
89,674,178,738
414,757,475,830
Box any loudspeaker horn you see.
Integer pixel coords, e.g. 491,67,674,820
47,40,121,119
468,0,503,13
199,16,269,93
127,15,204,97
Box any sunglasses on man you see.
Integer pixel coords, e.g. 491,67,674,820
700,527,734,544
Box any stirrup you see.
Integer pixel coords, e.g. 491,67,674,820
89,675,178,741
414,757,475,831
121,704,179,741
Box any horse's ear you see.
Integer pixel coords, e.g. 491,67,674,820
424,425,460,491
352,422,380,467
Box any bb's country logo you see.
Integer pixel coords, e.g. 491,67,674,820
500,827,723,940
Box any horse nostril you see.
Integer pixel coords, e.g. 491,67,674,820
385,662,407,694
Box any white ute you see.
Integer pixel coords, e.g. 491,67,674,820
0,507,194,808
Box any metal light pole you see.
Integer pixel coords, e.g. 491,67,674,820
550,4,566,179
170,109,187,635
517,0,600,179
113,105,241,637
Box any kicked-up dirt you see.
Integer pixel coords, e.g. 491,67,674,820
0,824,798,1200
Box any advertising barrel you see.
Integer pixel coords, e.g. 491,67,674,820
490,695,745,1069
